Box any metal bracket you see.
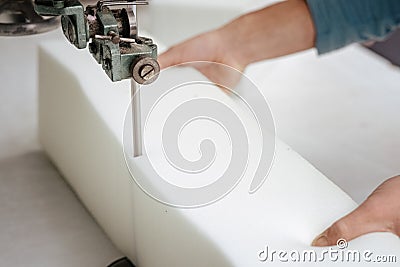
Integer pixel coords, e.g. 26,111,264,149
35,0,88,49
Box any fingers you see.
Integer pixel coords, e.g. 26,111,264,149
157,30,245,89
158,33,209,70
158,29,230,71
312,194,392,247
312,176,400,247
158,45,181,70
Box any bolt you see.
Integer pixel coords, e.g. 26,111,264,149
140,64,155,81
108,31,120,44
132,57,160,84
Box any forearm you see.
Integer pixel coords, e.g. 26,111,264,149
218,0,315,66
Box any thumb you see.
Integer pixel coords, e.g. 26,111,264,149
312,201,389,247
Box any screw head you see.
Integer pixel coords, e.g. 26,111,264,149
132,57,160,85
108,31,120,44
140,64,156,81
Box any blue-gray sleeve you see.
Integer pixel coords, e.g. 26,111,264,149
306,0,400,54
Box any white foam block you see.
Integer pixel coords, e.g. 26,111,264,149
39,39,400,266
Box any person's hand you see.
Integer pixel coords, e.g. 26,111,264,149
312,175,400,246
158,29,247,88
158,0,315,87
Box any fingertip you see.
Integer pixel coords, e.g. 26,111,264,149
312,210,371,247
157,46,178,69
157,52,171,70
311,231,332,247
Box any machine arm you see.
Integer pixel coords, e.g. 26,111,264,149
34,0,159,83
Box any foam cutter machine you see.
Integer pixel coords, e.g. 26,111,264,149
33,0,159,158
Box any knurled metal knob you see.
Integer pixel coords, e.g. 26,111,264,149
131,57,160,85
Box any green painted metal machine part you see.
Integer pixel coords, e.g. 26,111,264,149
34,0,159,83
